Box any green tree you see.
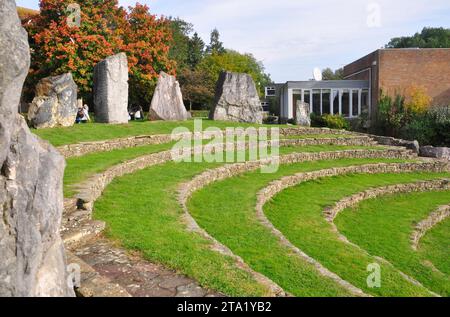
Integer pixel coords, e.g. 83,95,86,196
322,67,344,80
385,27,450,48
179,68,215,110
206,28,225,55
168,17,193,72
187,32,205,69
196,50,271,103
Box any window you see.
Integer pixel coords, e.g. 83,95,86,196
313,90,321,115
322,89,331,114
293,89,302,118
332,90,340,114
342,89,350,117
352,90,359,117
304,90,311,107
265,87,276,98
361,89,369,114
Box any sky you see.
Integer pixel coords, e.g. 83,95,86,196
16,0,450,83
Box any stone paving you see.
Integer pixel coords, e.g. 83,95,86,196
74,237,222,297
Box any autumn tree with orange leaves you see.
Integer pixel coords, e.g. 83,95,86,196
24,0,175,107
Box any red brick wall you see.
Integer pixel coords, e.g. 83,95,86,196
343,50,380,119
344,49,450,119
379,49,450,106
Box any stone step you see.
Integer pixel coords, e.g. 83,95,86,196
66,252,131,297
63,220,106,249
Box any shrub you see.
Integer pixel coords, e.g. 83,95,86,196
311,113,349,130
405,85,431,114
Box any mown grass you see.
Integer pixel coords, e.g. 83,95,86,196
64,142,383,197
264,172,450,296
94,145,388,296
336,191,450,295
186,158,438,297
64,141,176,197
420,218,450,276
34,119,292,147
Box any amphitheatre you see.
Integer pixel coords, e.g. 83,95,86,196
1,0,449,299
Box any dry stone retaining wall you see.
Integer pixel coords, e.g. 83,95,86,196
255,162,449,297
411,205,450,250
57,127,356,158
324,179,450,222
177,149,416,298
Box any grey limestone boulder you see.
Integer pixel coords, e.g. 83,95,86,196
149,72,190,121
0,0,74,297
295,101,311,127
93,53,129,124
209,71,263,124
420,146,450,160
27,73,78,129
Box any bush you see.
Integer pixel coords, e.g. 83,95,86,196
311,113,349,130
400,108,450,147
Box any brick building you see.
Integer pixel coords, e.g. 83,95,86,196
344,48,450,118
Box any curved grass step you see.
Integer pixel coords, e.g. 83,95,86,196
419,216,450,276
411,204,450,251
336,191,450,296
255,163,449,297
93,147,411,296
262,171,450,296
185,159,431,296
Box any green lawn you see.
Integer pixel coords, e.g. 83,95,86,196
64,143,383,197
34,119,291,147
336,191,450,295
187,159,444,297
263,172,450,296
94,146,391,296
64,141,176,197
420,218,450,276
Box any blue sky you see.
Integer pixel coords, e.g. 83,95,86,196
16,0,450,83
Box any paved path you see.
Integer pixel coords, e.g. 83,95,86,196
74,237,223,297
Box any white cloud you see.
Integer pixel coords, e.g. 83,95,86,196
16,0,450,81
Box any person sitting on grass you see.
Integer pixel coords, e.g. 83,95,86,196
75,107,88,124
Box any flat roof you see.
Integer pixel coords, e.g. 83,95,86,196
279,80,369,89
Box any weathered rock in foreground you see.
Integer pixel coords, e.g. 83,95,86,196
295,101,311,127
149,72,190,121
209,71,264,124
27,73,78,129
0,0,74,297
93,53,129,124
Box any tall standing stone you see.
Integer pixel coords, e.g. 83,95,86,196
93,53,129,124
295,101,311,127
27,73,78,129
209,71,264,124
0,0,74,297
148,72,190,121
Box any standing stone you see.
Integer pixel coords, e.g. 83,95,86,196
295,101,311,127
27,73,78,129
148,72,190,121
0,0,74,297
209,71,264,124
93,53,129,124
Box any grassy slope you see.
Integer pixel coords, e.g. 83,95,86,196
187,159,443,297
264,172,450,296
94,146,388,297
34,120,291,147
64,143,382,197
420,218,450,276
336,191,450,295
64,142,175,197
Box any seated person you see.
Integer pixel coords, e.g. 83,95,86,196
75,108,88,124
